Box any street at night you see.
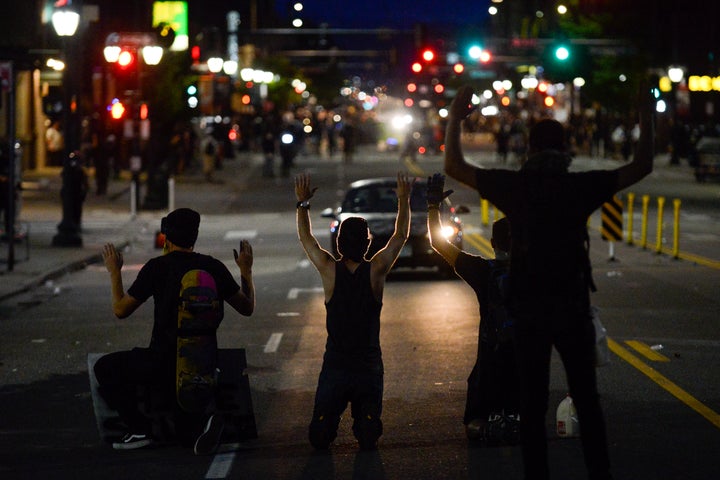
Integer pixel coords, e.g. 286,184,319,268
3,1,720,479
2,147,719,479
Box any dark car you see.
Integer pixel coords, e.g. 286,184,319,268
321,177,468,277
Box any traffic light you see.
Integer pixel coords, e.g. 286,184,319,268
453,63,465,74
138,103,149,121
421,48,435,62
468,44,491,63
554,45,570,61
186,84,198,109
116,49,136,71
108,98,126,120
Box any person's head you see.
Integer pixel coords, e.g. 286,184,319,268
490,217,511,259
523,119,571,172
337,217,371,263
528,118,566,154
161,208,200,251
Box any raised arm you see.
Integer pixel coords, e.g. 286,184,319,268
227,239,255,316
370,172,413,276
294,173,336,283
426,173,461,267
615,80,655,190
102,243,141,319
445,85,481,190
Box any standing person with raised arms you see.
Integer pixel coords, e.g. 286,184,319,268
443,83,655,480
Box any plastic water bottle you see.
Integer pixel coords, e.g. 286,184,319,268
556,394,580,437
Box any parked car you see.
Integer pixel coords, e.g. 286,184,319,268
321,177,468,277
693,136,720,182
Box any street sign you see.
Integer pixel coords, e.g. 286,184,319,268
602,195,623,241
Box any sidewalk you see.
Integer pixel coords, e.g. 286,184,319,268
0,152,264,302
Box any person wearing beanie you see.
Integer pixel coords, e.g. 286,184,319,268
95,208,255,455
444,84,655,480
294,171,412,451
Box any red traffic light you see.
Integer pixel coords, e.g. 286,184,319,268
411,62,422,73
421,48,435,62
117,49,136,70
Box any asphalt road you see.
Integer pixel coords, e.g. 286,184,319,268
1,146,719,479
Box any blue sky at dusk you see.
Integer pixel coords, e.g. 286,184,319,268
281,1,491,29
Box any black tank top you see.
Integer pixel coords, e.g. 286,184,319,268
323,261,383,372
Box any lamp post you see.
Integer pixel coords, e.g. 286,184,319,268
51,1,84,247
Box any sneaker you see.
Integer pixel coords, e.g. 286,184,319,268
112,432,153,450
503,414,521,446
485,414,504,446
465,418,487,442
194,414,224,455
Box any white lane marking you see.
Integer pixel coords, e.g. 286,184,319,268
205,451,236,478
223,230,258,241
276,312,300,317
264,333,284,353
287,287,324,299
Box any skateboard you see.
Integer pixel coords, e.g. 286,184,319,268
175,269,223,413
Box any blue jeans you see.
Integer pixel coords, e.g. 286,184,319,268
308,365,383,450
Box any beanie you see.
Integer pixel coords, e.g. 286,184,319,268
161,208,200,248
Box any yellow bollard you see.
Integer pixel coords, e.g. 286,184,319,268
481,199,489,226
640,195,649,249
626,192,635,245
655,196,665,254
672,198,681,259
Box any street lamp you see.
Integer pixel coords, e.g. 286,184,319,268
51,0,84,247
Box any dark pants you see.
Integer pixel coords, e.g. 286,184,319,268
465,339,521,424
94,348,174,434
308,365,383,450
514,300,612,480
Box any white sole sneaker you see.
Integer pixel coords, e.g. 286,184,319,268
194,414,224,455
112,433,153,450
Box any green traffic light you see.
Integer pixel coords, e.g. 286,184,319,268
555,46,570,61
468,45,483,60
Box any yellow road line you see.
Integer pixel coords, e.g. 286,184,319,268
465,232,494,257
608,338,720,429
624,340,670,362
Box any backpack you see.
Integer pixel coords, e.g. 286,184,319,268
175,269,224,413
482,260,515,348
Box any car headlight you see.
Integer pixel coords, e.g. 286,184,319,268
441,225,458,239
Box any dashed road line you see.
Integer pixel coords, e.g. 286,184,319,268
264,333,284,353
205,451,236,478
223,230,258,241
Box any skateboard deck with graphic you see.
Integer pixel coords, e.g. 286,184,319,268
176,269,223,413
